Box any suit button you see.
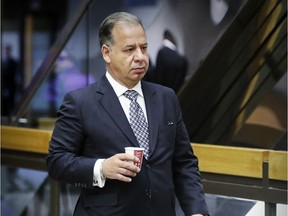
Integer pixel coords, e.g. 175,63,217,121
146,164,150,169
145,189,150,196
145,189,151,198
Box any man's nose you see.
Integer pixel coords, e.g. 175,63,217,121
134,48,145,61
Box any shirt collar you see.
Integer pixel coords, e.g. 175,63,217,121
106,71,143,98
163,39,177,51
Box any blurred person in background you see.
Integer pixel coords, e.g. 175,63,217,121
1,45,20,117
154,30,188,93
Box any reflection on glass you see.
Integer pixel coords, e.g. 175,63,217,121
1,166,80,215
50,50,95,111
1,166,47,215
30,49,96,121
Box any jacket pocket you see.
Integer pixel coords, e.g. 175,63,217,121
82,192,118,207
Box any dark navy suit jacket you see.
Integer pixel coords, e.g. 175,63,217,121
154,46,188,93
47,74,209,216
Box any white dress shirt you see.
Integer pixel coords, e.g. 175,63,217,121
93,71,148,188
163,39,177,51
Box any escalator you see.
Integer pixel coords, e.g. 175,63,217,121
178,0,287,149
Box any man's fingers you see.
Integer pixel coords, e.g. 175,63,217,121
118,167,137,177
116,174,132,182
102,153,140,182
117,153,140,163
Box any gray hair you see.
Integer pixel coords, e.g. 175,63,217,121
99,12,144,47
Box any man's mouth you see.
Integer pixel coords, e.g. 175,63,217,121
133,67,146,73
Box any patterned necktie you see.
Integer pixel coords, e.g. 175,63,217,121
123,90,149,159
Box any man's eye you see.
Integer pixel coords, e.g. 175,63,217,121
125,48,134,52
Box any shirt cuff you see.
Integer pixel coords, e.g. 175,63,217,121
93,159,106,188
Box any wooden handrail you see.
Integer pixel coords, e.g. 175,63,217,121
192,143,270,178
268,150,288,181
1,126,287,181
1,126,52,154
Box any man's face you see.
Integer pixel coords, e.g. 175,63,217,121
102,22,149,88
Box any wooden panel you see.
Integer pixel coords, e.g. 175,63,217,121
232,123,285,149
1,126,52,154
192,143,269,178
269,150,288,181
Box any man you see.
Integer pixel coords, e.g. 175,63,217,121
154,30,188,93
1,45,19,116
47,12,209,216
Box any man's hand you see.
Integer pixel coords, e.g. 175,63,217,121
102,153,140,182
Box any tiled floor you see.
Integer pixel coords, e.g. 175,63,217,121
1,167,287,216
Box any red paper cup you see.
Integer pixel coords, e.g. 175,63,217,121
125,147,144,169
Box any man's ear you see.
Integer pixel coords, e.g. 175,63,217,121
101,45,111,63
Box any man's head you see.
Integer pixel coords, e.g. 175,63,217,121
99,12,144,48
4,45,12,57
163,29,177,47
99,12,149,88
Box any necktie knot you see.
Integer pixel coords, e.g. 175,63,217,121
123,90,138,102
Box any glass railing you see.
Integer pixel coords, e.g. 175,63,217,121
4,0,94,128
2,1,96,215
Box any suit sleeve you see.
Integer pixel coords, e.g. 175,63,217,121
172,93,209,215
46,92,96,189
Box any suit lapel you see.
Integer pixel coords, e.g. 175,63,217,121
95,76,139,147
142,82,160,158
